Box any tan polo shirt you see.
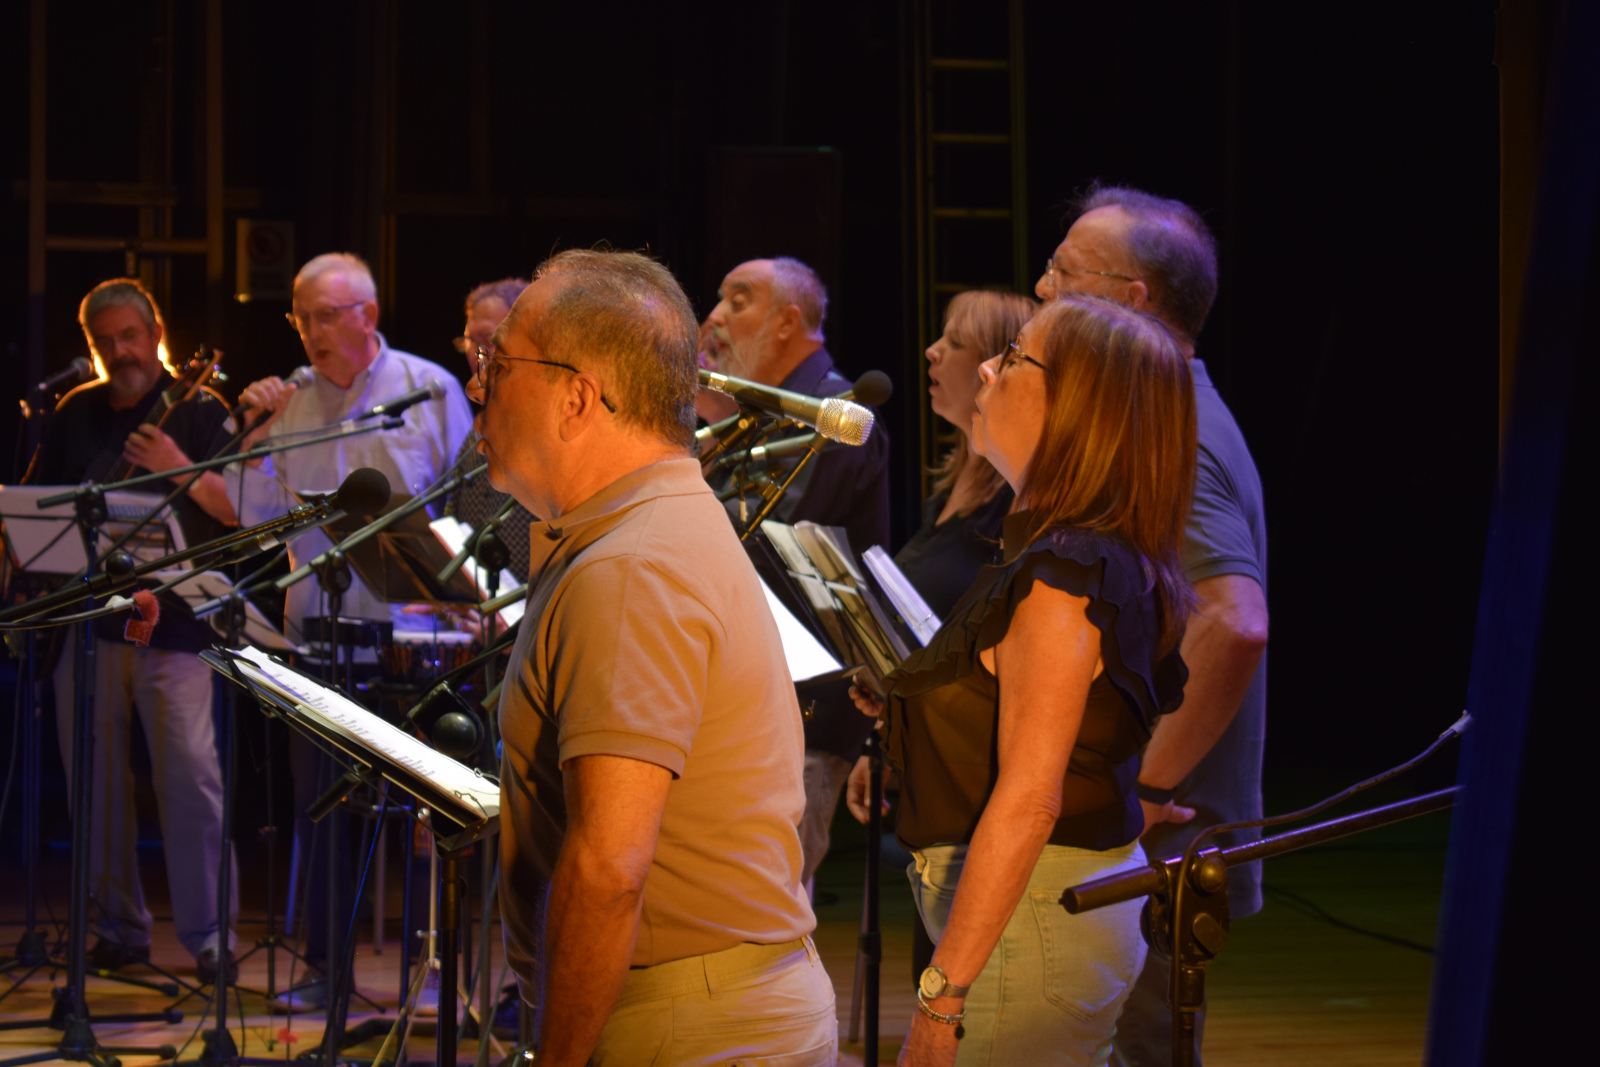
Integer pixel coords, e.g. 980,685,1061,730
497,457,815,982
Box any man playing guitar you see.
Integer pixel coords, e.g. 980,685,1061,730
26,277,240,986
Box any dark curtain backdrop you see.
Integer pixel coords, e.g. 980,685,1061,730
1,0,1497,838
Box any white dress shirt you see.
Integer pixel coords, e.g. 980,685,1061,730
226,336,475,648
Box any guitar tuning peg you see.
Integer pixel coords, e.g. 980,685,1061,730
212,370,230,382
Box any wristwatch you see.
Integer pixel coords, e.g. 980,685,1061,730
918,965,969,1001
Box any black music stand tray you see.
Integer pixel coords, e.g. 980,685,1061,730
200,646,499,1067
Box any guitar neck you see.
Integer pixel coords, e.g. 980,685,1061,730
101,393,178,485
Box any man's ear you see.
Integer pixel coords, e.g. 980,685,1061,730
774,304,802,342
556,374,605,443
360,300,380,332
1125,280,1150,313
148,319,164,349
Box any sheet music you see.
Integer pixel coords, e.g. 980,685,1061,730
428,517,526,628
232,646,500,821
863,545,942,647
757,575,843,682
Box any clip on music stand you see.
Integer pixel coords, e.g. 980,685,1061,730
200,645,499,1067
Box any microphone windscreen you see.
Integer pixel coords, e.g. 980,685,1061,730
70,356,96,381
427,379,447,401
288,365,318,389
851,370,893,407
333,467,392,516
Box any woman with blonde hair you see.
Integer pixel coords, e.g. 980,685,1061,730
852,294,1197,1065
895,288,1036,615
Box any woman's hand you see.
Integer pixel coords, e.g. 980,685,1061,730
898,1013,960,1067
849,683,884,718
844,755,892,823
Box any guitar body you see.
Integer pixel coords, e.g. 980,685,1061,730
103,346,224,483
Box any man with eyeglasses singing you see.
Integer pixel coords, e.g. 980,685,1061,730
483,250,834,1067
1038,184,1270,1067
227,251,473,1011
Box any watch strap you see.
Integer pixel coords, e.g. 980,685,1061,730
1135,779,1178,806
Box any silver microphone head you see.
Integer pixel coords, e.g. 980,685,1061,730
816,398,875,446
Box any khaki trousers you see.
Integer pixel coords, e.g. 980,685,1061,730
591,937,837,1066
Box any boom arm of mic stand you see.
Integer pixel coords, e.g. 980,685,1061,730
0,501,355,624
36,418,404,508
736,432,828,542
437,494,517,586
698,410,776,469
274,465,481,593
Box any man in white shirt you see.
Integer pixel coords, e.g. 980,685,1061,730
229,252,473,1009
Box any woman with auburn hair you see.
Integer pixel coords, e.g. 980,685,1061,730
850,294,1197,1066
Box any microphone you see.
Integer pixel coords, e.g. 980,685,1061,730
715,432,822,470
698,370,875,446
353,380,446,421
231,365,316,419
290,466,392,519
693,370,889,445
31,357,96,398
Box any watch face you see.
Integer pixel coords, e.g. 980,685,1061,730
919,966,945,998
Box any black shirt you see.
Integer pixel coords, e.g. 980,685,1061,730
893,486,1013,621
884,514,1188,851
711,347,893,761
31,376,234,652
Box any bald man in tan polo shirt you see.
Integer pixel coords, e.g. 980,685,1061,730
477,249,835,1067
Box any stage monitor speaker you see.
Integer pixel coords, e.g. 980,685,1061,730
704,147,842,310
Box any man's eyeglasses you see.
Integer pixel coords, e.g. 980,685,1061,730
475,345,617,414
285,301,365,333
999,339,1049,376
1042,258,1135,285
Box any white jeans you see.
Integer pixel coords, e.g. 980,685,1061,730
54,634,236,957
909,841,1149,1066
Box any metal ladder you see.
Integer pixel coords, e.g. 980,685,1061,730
904,0,1031,501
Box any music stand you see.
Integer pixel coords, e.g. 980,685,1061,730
200,645,497,1067
321,498,483,610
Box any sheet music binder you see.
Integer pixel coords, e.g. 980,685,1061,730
201,644,498,850
753,520,925,697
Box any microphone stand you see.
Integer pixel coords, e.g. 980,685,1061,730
0,495,182,1067
2,421,402,626
735,432,829,542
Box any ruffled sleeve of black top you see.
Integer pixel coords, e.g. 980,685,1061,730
888,514,1188,733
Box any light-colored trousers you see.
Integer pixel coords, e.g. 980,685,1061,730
54,634,237,958
589,937,837,1066
909,841,1149,1066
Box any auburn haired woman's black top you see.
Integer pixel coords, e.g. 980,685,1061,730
883,512,1188,851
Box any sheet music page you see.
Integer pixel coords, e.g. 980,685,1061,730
233,646,500,820
862,545,942,647
757,574,843,682
760,521,821,578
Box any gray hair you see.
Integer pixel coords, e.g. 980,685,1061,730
523,249,699,450
295,252,378,301
769,256,828,339
1070,183,1218,341
79,278,162,336
466,277,530,313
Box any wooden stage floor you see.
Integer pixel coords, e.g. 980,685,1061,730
0,796,1449,1066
